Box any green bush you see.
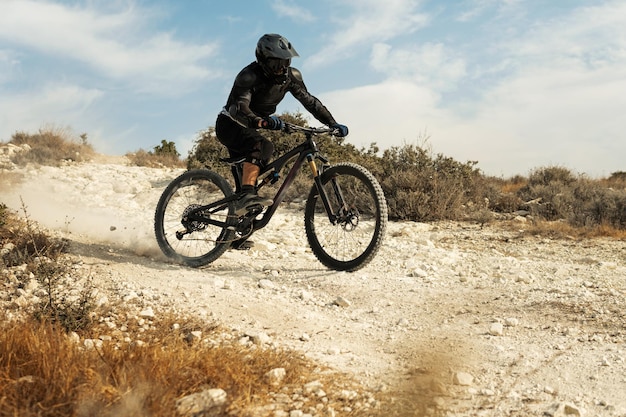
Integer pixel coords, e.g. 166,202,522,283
378,144,484,221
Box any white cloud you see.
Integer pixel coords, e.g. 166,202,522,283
0,50,21,85
319,80,443,147
320,1,626,177
0,84,103,142
0,0,220,95
271,0,316,22
306,0,430,68
456,0,525,22
370,42,466,91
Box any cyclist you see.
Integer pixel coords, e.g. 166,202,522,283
216,33,349,217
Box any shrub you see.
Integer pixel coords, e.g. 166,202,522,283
7,126,94,166
378,143,484,221
126,140,185,168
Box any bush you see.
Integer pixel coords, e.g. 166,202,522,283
378,143,484,221
6,126,94,166
126,140,185,168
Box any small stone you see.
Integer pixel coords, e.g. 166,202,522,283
139,307,155,318
264,367,286,386
245,331,271,345
453,371,474,386
176,388,227,416
334,296,351,307
505,317,519,327
258,279,275,289
489,322,504,336
545,402,583,417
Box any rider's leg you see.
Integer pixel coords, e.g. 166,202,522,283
235,161,273,215
241,162,260,192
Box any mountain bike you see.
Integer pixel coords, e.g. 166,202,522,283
154,122,387,272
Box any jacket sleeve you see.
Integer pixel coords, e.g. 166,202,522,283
226,66,263,128
289,68,337,126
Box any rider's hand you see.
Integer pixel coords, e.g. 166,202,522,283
331,123,349,137
262,115,284,131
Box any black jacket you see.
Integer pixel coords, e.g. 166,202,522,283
224,62,337,128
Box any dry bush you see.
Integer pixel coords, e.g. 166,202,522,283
514,166,626,230
510,218,626,240
0,315,371,417
126,139,186,168
0,203,68,267
7,126,94,166
126,148,186,168
378,143,485,221
601,171,626,190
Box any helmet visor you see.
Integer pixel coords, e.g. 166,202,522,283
266,58,291,75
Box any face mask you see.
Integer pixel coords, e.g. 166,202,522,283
266,58,290,75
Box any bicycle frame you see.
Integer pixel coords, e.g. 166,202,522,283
185,124,339,235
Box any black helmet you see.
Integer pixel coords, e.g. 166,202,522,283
255,34,299,79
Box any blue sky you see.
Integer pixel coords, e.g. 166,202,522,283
1,0,624,177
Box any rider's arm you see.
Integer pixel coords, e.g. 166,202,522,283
226,66,265,128
288,68,337,127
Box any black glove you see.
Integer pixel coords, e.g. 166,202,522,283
262,115,284,130
331,123,349,137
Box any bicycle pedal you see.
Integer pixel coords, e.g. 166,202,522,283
245,204,264,215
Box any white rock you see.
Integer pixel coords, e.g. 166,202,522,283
258,279,275,289
453,372,474,386
489,322,504,336
545,402,584,417
176,388,227,416
505,317,519,327
264,367,286,386
334,296,351,307
139,307,155,318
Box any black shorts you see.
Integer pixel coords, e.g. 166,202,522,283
215,115,274,165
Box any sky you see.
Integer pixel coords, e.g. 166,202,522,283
1,0,625,178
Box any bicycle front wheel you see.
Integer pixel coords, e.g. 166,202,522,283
154,169,236,267
305,163,387,271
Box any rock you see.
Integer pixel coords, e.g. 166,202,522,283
453,372,474,386
334,296,351,307
245,331,271,345
504,317,519,327
139,307,155,318
258,279,275,289
264,367,286,386
544,402,584,417
175,388,227,417
489,322,504,336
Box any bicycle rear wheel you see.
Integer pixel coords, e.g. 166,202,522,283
305,162,387,271
154,169,236,267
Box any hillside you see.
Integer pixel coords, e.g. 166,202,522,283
2,153,626,416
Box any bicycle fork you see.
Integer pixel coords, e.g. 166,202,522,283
307,154,344,225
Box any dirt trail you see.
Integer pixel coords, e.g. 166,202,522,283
2,157,626,415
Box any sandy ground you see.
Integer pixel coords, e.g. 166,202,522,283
2,155,626,416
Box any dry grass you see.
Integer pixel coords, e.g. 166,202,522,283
503,218,626,240
7,126,94,167
125,149,186,168
0,316,360,417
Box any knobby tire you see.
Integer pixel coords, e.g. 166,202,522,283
304,163,388,271
154,169,235,267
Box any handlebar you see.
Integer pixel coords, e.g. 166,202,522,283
283,122,340,136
